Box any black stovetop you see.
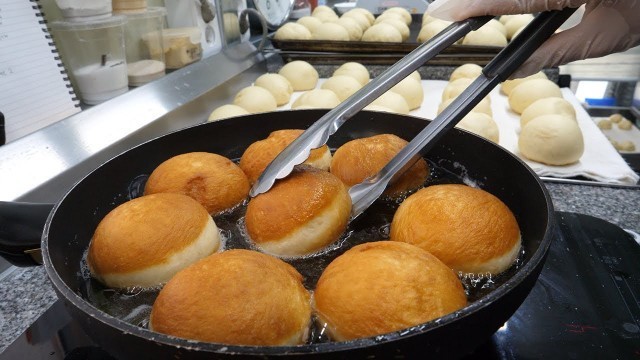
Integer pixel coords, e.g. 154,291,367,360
2,212,639,359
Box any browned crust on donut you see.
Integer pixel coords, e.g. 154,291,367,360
314,241,467,341
88,193,210,274
390,184,521,273
150,249,311,345
144,152,250,214
245,165,350,243
240,130,330,184
330,134,429,196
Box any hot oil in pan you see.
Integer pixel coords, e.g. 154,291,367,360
80,158,525,342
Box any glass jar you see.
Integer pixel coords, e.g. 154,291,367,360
118,7,167,86
51,16,129,105
113,0,147,13
143,27,202,69
54,0,112,22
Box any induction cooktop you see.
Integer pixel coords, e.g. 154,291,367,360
1,212,639,359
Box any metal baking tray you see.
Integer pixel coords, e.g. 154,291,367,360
268,38,502,65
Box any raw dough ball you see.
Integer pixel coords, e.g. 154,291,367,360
421,13,437,27
455,112,499,143
274,22,312,40
279,61,318,91
346,8,375,26
483,19,507,36
333,62,370,85
378,18,410,41
518,115,584,165
417,19,451,42
321,75,363,101
520,97,576,127
609,113,624,123
505,14,534,40
233,86,277,113
615,140,636,152
438,97,493,117
509,79,562,114
312,6,338,22
511,25,526,40
409,70,421,82
499,15,514,25
312,22,350,41
597,119,613,130
312,5,335,16
382,7,412,25
254,73,294,106
341,11,371,30
292,89,341,109
618,119,633,130
450,63,482,82
390,77,424,110
363,104,394,113
361,23,402,43
313,11,339,23
371,91,410,114
500,71,548,95
441,77,473,101
462,26,507,46
326,17,363,40
296,16,323,33
207,104,250,122
374,11,405,25
441,78,475,101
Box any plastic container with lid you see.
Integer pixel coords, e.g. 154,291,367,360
143,27,203,70
112,0,147,13
54,0,113,22
118,7,167,86
51,16,129,105
163,0,222,58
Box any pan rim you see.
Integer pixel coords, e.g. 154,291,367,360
41,111,555,355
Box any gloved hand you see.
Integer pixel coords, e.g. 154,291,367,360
427,0,640,78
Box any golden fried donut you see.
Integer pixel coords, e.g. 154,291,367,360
87,193,220,288
239,129,332,184
314,241,467,341
330,134,429,197
390,184,521,274
150,249,311,346
144,152,250,215
245,165,351,257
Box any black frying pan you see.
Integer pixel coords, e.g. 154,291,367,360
0,110,554,359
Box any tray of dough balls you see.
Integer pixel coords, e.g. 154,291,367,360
269,6,528,64
210,60,639,185
593,113,640,154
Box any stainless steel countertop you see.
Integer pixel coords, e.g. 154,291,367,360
0,42,266,203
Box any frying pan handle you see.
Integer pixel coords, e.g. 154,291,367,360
0,201,54,267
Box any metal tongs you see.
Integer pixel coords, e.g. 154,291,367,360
251,8,577,219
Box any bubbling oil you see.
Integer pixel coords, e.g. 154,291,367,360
79,158,526,343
